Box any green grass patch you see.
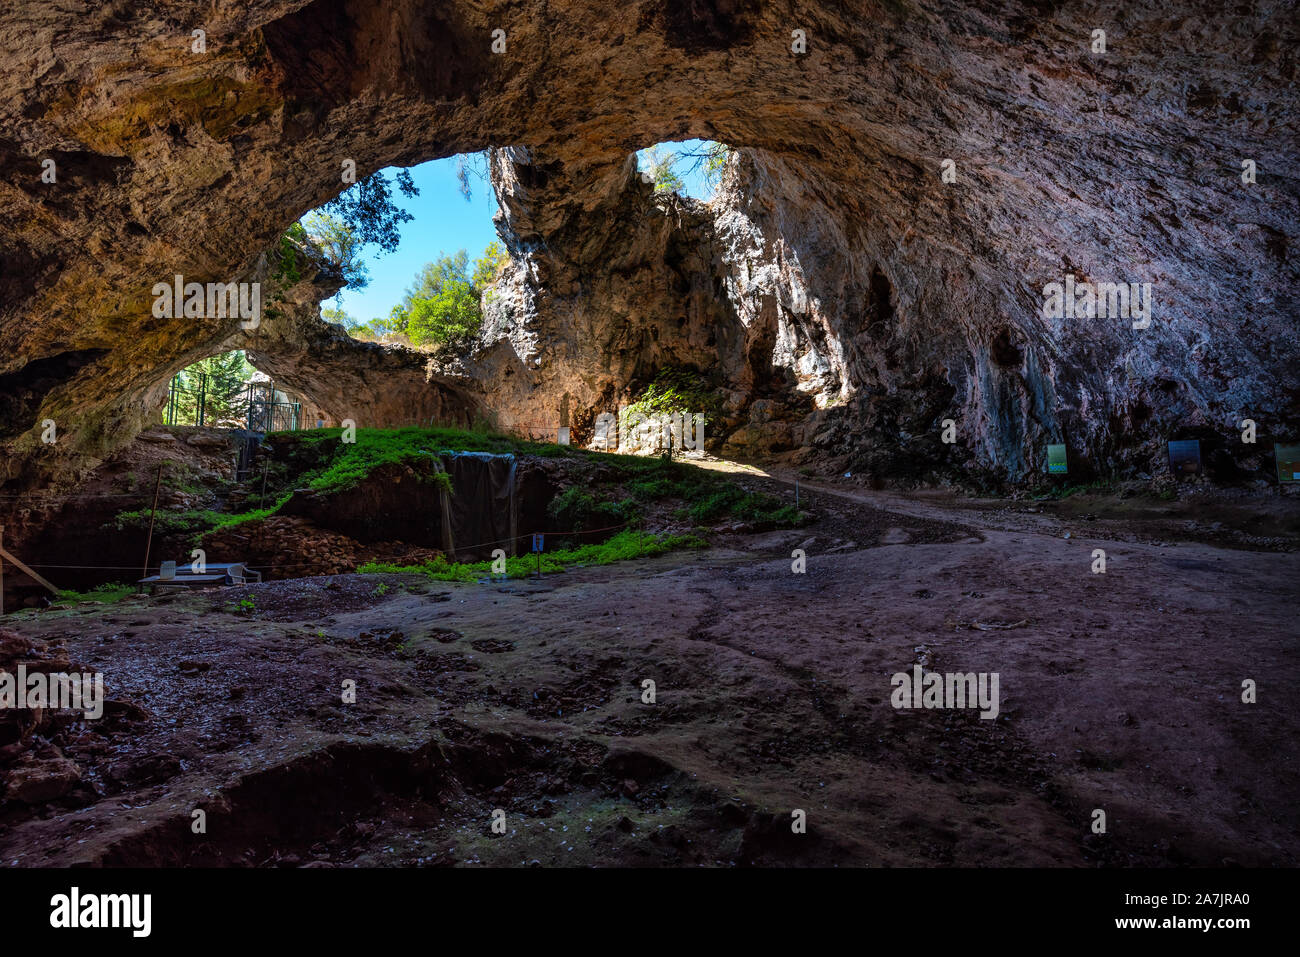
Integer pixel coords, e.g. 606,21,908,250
110,495,290,546
53,583,137,605
546,487,640,530
276,425,576,496
620,458,802,526
107,427,801,560
358,529,707,581
681,483,801,524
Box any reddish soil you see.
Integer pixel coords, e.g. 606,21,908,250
0,427,244,606
0,468,1296,867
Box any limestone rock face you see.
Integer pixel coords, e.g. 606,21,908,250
0,0,1296,487
235,257,482,434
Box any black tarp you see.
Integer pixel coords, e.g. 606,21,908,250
438,452,517,561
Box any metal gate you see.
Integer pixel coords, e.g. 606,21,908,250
163,375,301,432
244,381,301,433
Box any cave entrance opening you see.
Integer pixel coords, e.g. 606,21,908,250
161,351,313,433
635,140,733,201
303,151,506,356
151,152,512,443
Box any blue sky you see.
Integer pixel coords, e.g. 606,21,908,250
324,155,501,322
324,140,718,321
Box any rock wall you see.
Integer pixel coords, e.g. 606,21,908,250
478,120,1298,482
1,0,1296,488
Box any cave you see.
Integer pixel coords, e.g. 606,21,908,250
0,0,1297,918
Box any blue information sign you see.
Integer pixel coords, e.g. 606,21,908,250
1168,439,1202,476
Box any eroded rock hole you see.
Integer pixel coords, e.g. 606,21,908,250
989,329,1024,369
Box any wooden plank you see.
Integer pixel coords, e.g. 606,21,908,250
139,574,226,584
0,544,59,596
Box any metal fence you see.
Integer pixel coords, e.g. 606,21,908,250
163,372,218,427
163,375,301,433
245,382,301,433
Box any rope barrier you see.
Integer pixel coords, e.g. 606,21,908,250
14,520,638,574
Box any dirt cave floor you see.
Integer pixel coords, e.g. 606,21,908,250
1,476,1297,868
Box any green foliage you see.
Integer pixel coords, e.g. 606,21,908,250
276,168,417,295
402,250,471,311
358,529,706,581
472,241,509,291
621,457,803,526
318,168,419,254
637,141,732,198
111,508,211,537
321,305,358,329
53,583,136,606
110,498,288,547
170,350,252,426
272,222,308,284
283,426,566,496
623,366,725,431
547,487,640,530
699,142,733,190
640,145,685,194
430,470,454,496
110,427,798,571
406,278,480,350
304,211,370,291
293,433,434,494
365,242,509,354
683,485,800,525
349,307,408,341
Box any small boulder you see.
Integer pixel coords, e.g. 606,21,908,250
4,756,82,803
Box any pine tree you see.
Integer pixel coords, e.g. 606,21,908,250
174,351,253,426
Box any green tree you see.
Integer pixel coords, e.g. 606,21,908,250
321,305,357,329
319,168,419,253
401,250,471,311
640,145,686,194
385,304,409,332
275,169,418,290
303,212,370,291
375,241,512,353
406,280,481,350
698,142,733,192
347,310,405,342
173,351,253,426
354,305,411,342
472,241,509,291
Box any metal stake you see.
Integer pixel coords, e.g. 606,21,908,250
141,464,163,592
